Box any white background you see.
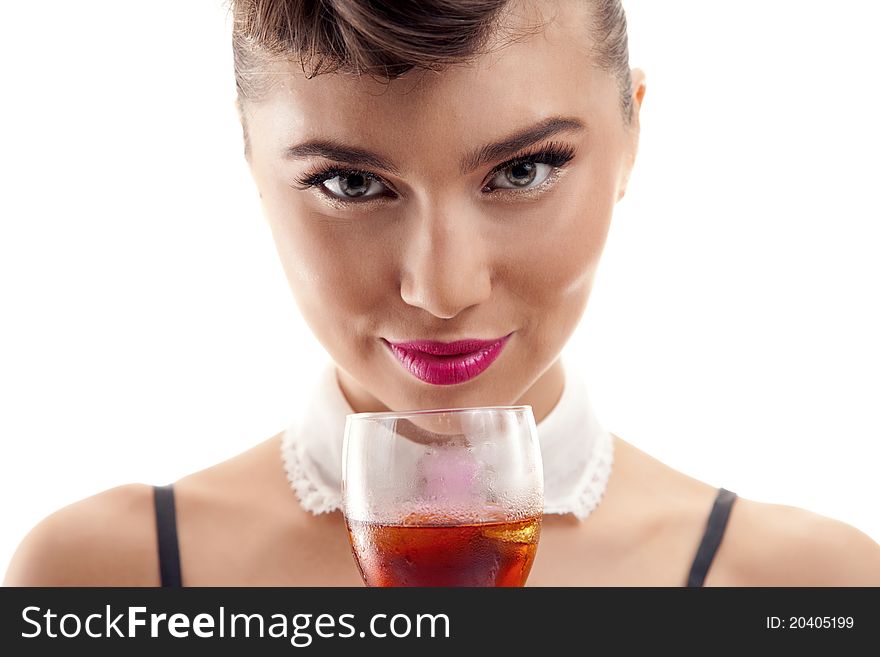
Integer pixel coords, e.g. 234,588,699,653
2,1,878,576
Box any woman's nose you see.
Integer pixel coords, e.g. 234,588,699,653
398,206,492,320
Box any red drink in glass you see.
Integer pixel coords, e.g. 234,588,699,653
346,515,541,587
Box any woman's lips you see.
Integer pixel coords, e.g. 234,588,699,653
383,333,513,385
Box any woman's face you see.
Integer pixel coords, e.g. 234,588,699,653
242,0,645,417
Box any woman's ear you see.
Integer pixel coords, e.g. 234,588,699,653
234,97,252,164
631,67,647,111
617,68,647,202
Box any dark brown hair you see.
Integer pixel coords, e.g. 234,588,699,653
229,0,632,119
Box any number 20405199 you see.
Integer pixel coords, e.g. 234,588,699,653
766,616,854,629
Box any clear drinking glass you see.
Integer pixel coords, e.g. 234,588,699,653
342,405,543,587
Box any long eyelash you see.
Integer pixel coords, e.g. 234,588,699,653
290,139,578,194
486,140,577,179
291,166,383,191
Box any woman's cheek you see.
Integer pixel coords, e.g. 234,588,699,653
508,198,607,305
287,232,391,340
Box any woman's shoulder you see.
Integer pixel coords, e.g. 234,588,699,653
611,436,880,586
3,432,298,587
599,437,880,586
710,494,880,586
3,482,161,586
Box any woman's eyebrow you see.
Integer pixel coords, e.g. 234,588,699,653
284,140,403,176
459,116,586,174
283,115,586,175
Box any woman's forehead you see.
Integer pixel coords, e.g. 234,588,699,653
246,4,614,164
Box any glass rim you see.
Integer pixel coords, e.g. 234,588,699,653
346,404,532,421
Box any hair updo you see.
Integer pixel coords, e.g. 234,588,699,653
229,0,632,120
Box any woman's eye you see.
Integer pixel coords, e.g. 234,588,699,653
485,162,553,191
296,145,574,204
322,172,388,200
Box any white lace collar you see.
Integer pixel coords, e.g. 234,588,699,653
280,359,614,519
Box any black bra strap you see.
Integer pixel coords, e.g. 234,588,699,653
153,484,182,587
687,487,737,587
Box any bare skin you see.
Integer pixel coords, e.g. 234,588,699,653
6,431,880,586
5,0,880,586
